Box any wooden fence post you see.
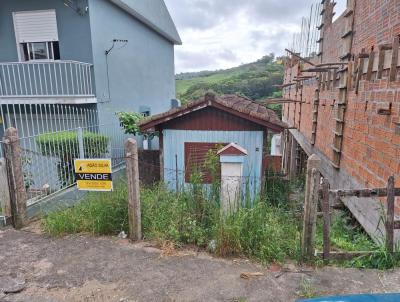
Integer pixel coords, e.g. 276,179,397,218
302,154,321,260
321,178,331,261
386,175,395,253
3,128,27,229
0,158,12,219
125,138,142,241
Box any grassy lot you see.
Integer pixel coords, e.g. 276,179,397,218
42,178,400,269
43,179,301,265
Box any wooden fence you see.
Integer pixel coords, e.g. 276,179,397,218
301,154,400,261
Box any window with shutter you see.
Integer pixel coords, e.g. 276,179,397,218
184,142,226,184
13,10,60,61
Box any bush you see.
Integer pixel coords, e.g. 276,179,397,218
36,131,109,186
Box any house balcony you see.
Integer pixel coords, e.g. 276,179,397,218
0,61,96,105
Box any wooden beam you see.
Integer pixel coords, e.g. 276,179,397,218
321,179,331,261
389,36,399,82
366,50,375,81
386,176,395,253
294,76,316,81
317,62,347,67
273,83,296,88
377,47,386,79
355,53,366,94
285,48,316,66
331,187,400,198
263,98,302,104
302,68,331,73
315,251,379,261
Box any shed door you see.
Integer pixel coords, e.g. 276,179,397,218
13,10,59,43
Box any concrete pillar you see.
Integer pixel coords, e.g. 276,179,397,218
217,143,248,215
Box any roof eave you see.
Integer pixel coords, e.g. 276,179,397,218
140,100,287,133
109,0,182,45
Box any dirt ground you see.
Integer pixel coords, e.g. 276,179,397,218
1,227,400,302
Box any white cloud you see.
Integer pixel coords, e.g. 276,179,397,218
165,0,346,73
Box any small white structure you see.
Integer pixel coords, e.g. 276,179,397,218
271,134,282,156
217,143,248,215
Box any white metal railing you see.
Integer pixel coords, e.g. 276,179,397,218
0,61,94,98
0,104,129,207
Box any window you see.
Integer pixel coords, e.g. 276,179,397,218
184,142,226,184
139,106,151,117
13,10,60,61
20,41,60,61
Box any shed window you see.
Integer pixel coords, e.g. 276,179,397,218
184,142,225,184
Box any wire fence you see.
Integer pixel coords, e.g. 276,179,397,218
0,102,291,218
137,159,291,207
0,103,131,208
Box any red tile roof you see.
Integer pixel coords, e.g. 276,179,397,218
140,92,287,132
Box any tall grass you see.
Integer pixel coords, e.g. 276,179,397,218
43,174,399,269
315,210,400,269
43,177,301,264
42,184,128,236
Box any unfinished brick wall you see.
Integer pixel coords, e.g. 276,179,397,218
283,0,400,192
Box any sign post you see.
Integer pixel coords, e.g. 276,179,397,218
74,159,113,191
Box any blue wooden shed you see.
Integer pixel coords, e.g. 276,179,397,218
140,92,287,198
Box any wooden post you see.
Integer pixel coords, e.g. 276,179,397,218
321,178,331,261
389,36,399,82
3,128,27,229
366,51,375,81
125,138,142,241
302,154,321,260
377,46,385,79
0,158,12,218
386,175,395,253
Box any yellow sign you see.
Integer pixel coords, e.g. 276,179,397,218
74,159,113,191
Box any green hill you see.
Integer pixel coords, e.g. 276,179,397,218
176,54,284,105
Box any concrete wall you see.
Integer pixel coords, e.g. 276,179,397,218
0,0,93,63
88,0,176,124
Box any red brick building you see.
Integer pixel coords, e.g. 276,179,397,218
281,0,400,239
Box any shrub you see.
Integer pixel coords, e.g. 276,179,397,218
116,112,157,139
36,131,109,186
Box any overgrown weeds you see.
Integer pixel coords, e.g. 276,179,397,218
42,183,128,236
42,173,400,269
43,176,300,264
315,209,400,269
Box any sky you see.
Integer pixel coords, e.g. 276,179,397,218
164,0,347,73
